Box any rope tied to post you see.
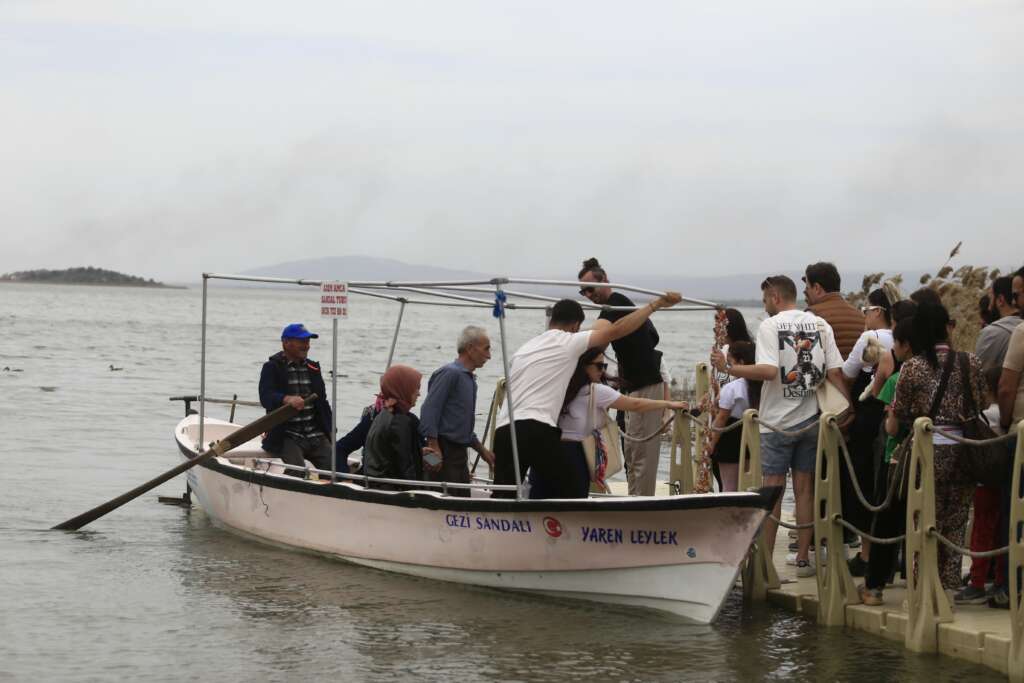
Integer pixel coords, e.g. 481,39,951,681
619,411,679,442
679,410,746,434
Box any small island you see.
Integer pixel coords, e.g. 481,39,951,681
0,266,180,288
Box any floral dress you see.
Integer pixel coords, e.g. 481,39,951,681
891,346,986,589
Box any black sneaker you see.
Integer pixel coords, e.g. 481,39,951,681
954,585,989,605
988,585,1010,609
848,554,868,577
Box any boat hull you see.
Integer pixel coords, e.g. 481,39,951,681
175,416,776,623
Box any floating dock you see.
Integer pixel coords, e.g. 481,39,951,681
608,478,1011,677
766,516,1011,676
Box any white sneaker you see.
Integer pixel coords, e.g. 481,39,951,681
786,551,811,565
796,559,816,578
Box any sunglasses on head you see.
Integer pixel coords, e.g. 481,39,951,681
861,305,882,313
588,361,608,370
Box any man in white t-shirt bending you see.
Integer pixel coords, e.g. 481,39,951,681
711,275,847,577
493,293,682,498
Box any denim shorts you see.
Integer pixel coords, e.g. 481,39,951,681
760,414,819,476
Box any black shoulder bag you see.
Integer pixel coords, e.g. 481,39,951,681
958,352,1008,487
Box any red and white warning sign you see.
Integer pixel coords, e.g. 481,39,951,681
320,281,349,319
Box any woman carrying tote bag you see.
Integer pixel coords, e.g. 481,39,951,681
530,348,688,498
887,302,986,592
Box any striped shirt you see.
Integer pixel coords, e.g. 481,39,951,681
284,360,323,439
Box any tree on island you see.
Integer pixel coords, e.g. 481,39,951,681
0,266,172,288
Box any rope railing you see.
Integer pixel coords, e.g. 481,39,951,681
620,412,678,443
930,425,1018,446
836,428,909,514
928,527,1009,558
768,514,814,530
678,409,745,434
834,516,905,545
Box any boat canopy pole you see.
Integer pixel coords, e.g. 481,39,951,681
494,283,523,500
385,299,406,370
429,285,713,312
507,278,720,308
198,274,209,450
365,285,496,307
331,317,338,483
200,273,718,309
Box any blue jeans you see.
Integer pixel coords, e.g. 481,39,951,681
760,414,819,476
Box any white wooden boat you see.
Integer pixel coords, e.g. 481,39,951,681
172,272,777,623
175,414,778,623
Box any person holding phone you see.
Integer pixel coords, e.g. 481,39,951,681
419,325,497,497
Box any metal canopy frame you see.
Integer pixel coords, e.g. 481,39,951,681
196,272,720,501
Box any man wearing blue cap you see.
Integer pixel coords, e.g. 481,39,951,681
258,323,333,477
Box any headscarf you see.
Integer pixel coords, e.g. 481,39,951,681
379,364,422,413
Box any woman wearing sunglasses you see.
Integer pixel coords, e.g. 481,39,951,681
840,288,895,575
528,347,689,498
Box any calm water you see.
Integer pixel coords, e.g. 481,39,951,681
0,282,1000,681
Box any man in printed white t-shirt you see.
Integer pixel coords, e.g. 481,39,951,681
711,275,848,577
493,293,682,498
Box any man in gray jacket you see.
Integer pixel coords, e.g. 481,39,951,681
977,275,1022,370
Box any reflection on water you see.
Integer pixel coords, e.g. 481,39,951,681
0,283,1002,681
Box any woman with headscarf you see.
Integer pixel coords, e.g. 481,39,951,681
362,364,429,487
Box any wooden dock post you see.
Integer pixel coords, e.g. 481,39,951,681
738,409,780,601
814,414,857,626
905,417,952,653
668,406,694,494
1009,422,1024,681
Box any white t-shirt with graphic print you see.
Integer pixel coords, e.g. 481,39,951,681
755,309,843,433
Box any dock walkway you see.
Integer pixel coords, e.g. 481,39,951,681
766,514,1011,676
607,479,1011,676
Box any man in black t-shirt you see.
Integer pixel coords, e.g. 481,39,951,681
579,258,669,496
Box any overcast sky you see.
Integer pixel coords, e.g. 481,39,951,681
3,1,1023,283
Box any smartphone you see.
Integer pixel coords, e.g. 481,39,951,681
423,451,442,467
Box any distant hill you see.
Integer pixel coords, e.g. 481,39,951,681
244,255,484,284
0,267,177,288
244,255,926,304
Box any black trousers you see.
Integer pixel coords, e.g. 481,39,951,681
425,436,471,497
865,463,907,590
528,441,591,499
275,433,332,478
493,420,564,499
841,383,885,536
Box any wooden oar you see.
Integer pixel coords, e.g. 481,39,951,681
52,395,316,531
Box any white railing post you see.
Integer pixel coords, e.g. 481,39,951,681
814,414,857,626
905,417,952,653
738,409,780,600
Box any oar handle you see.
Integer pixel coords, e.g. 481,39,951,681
52,394,318,531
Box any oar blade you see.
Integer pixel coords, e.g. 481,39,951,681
52,395,317,531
